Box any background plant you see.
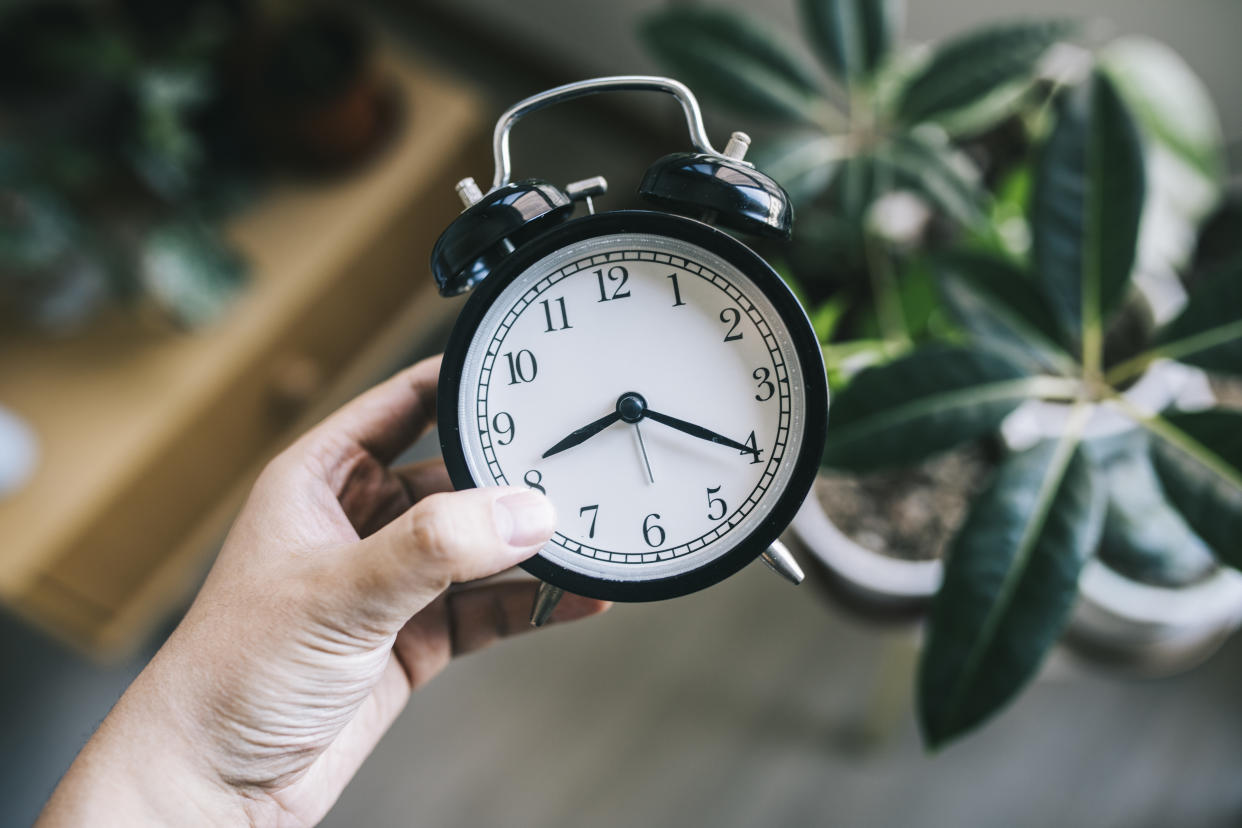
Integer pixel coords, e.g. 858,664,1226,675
640,0,1073,365
821,65,1241,747
0,0,376,331
0,0,255,330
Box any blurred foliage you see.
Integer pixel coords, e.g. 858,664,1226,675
0,0,376,332
642,0,1235,750
641,1,1072,343
822,66,1239,748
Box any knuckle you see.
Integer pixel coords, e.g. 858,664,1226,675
407,494,460,565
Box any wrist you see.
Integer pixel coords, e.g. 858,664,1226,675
39,655,262,827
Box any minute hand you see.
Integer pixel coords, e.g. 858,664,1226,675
644,409,758,456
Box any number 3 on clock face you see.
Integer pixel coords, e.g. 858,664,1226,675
439,212,827,602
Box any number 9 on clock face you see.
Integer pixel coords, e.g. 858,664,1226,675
439,212,827,602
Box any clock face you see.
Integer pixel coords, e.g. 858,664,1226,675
441,212,826,601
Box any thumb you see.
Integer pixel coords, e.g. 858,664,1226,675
342,486,556,629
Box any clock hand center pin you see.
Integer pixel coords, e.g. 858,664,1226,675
614,392,655,484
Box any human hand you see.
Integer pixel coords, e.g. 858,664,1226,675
40,356,608,827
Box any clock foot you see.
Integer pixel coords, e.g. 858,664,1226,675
760,540,804,586
529,581,565,627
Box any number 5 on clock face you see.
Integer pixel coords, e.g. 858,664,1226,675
440,213,827,602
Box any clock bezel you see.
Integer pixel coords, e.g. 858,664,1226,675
438,210,827,602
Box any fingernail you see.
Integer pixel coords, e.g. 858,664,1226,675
494,490,556,547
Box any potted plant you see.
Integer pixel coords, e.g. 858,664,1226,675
640,0,1075,613
818,60,1242,746
0,0,392,333
640,1,1071,317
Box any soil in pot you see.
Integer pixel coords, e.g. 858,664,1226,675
815,442,992,561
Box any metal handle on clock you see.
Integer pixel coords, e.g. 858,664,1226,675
489,75,726,192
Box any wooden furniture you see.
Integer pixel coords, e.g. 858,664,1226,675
0,50,483,657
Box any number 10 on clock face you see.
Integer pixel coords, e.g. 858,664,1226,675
445,220,821,600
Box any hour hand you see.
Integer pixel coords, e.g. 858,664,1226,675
542,411,622,459
644,409,758,458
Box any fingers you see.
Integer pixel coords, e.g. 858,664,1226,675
449,582,609,656
344,486,557,631
391,457,454,504
342,458,456,539
303,355,442,466
392,582,610,690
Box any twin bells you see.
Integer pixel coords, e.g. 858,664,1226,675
430,76,794,297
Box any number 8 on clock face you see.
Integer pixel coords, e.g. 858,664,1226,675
439,211,828,601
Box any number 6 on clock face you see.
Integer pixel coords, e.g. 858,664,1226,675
439,212,827,602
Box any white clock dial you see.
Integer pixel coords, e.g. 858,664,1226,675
456,232,808,582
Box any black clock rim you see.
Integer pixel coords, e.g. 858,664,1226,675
437,210,828,603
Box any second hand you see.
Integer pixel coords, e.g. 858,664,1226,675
634,422,655,484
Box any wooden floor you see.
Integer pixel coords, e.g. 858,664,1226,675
324,474,1242,828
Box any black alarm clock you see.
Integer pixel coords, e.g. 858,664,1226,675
431,77,827,624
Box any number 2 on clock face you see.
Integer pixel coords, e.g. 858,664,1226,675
456,232,805,584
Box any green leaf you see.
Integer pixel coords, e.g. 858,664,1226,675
1146,409,1242,567
1095,438,1216,589
895,20,1073,125
127,65,212,201
1152,261,1242,379
929,78,1035,139
877,131,985,229
799,0,902,86
140,220,247,328
933,249,1077,375
821,337,907,391
1101,36,1224,182
0,188,79,272
639,7,829,123
809,294,848,343
749,132,846,206
919,438,1103,748
1031,70,1145,355
1191,191,1242,279
823,344,1062,471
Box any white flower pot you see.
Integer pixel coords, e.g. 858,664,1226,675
787,488,941,620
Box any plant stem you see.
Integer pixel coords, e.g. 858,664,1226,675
1104,319,1242,386
864,234,909,346
863,136,908,347
812,94,851,133
1031,375,1090,402
1080,73,1106,385
1103,352,1154,388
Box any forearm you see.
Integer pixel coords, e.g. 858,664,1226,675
38,658,262,827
